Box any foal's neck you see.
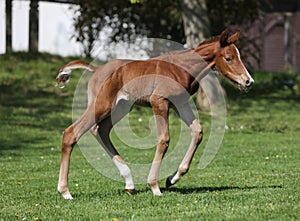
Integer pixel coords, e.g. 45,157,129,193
194,41,218,62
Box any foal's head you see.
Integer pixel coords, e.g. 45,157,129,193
214,29,254,92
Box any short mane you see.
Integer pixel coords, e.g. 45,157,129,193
198,35,221,47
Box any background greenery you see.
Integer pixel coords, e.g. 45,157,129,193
0,53,299,220
72,0,265,57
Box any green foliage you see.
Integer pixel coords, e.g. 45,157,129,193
207,0,265,35
0,53,299,220
72,0,267,58
72,0,183,56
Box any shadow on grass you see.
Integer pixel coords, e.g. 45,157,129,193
72,185,283,199
162,185,283,194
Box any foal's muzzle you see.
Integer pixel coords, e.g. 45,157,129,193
242,78,254,92
245,79,254,88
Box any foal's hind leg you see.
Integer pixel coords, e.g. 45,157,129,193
58,96,114,199
166,103,203,188
58,108,96,199
91,121,135,195
90,99,135,194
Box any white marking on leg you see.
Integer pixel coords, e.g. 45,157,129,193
60,189,73,200
170,173,180,185
113,156,134,190
57,178,73,200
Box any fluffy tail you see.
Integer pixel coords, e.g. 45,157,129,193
55,60,97,88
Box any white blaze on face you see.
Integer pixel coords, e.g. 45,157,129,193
234,45,254,85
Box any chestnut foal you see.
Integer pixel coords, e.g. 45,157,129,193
56,29,253,199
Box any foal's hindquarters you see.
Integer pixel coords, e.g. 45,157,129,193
57,71,130,199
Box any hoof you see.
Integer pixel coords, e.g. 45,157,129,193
58,186,73,200
166,176,173,188
153,192,163,196
125,189,136,195
60,191,73,200
166,171,177,188
152,188,162,196
148,183,162,196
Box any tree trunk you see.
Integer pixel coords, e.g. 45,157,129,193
284,13,293,71
180,0,225,112
29,0,39,52
180,0,210,48
5,0,12,53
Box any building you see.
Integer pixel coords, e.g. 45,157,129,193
246,0,300,72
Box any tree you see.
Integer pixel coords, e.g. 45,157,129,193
207,0,264,35
207,0,267,67
72,0,266,63
29,0,39,52
5,0,12,53
5,0,40,53
180,0,226,111
180,0,210,47
72,0,184,57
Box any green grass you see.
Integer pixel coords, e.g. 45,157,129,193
0,53,299,220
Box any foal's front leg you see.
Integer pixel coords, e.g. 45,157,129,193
166,104,203,187
148,96,170,196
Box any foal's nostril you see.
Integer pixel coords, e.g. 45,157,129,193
245,79,253,87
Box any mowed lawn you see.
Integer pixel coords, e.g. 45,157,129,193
0,53,299,220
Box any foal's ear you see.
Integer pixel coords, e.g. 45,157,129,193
220,29,240,47
220,29,230,48
228,29,240,44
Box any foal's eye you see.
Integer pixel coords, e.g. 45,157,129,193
225,57,232,63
